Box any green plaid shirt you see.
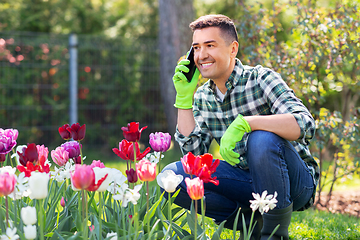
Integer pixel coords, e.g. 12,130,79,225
175,59,319,207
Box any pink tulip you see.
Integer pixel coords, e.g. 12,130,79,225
90,160,105,168
71,164,95,190
0,172,17,197
51,147,70,166
60,197,65,208
149,132,171,152
136,159,156,182
185,177,204,200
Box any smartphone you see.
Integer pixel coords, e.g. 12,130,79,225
182,46,196,82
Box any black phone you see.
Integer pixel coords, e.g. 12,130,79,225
182,46,196,82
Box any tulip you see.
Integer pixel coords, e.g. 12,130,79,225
61,141,81,159
193,153,220,186
18,143,38,167
70,164,94,190
121,122,147,142
126,168,138,183
24,225,37,240
181,152,197,176
185,177,204,200
156,169,183,193
21,206,37,225
36,145,49,166
113,140,151,161
58,124,71,140
28,172,49,199
0,128,18,154
92,167,111,192
0,172,17,197
66,123,86,141
149,132,171,152
90,160,105,168
51,147,70,166
136,159,156,182
60,197,65,208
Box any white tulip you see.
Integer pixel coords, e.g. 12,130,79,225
92,167,112,192
21,206,37,226
28,172,49,200
23,225,37,240
156,170,183,193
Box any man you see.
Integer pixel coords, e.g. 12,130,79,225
162,14,319,240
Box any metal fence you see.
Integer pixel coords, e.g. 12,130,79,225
0,31,166,150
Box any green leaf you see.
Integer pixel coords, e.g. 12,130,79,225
143,191,164,226
211,220,226,240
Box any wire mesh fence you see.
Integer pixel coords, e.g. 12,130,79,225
0,31,166,151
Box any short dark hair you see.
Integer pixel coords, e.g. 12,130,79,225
189,14,238,44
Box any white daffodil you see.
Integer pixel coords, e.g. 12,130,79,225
23,225,36,240
107,168,127,195
50,159,75,182
145,152,163,164
249,190,278,215
21,206,37,225
0,227,19,240
114,184,142,207
156,170,183,193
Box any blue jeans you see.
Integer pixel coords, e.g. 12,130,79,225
162,130,315,224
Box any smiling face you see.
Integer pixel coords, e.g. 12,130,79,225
192,27,238,85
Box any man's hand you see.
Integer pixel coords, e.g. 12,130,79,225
220,115,251,165
173,59,200,109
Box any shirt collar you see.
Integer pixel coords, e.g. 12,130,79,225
208,58,244,92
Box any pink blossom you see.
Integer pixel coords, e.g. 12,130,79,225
0,172,17,197
149,132,171,152
0,128,19,154
51,147,70,166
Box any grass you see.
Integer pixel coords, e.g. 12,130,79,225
84,144,360,239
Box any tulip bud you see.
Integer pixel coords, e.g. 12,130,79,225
126,168,138,183
60,197,65,208
21,206,37,225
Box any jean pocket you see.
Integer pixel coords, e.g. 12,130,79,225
292,185,314,211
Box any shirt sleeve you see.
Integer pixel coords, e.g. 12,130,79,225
258,67,316,146
174,102,213,156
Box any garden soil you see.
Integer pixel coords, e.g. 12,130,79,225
315,189,360,218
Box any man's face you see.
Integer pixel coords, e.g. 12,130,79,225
192,27,238,82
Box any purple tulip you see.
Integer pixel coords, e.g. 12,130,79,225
0,128,19,154
149,132,171,152
61,141,81,159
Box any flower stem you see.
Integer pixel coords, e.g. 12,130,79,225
82,190,88,240
194,200,198,240
168,192,172,237
79,140,83,165
146,181,150,234
201,198,205,232
38,199,45,240
133,204,138,240
98,192,103,240
5,197,9,227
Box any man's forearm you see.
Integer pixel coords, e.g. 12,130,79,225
244,114,301,141
177,109,196,137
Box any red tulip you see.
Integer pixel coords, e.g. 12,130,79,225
0,154,6,163
58,124,71,140
0,172,17,197
193,153,220,186
121,122,147,142
113,140,151,161
185,177,204,200
126,168,138,183
18,143,38,166
136,159,156,182
66,123,86,141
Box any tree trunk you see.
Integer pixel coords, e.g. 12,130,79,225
158,0,194,139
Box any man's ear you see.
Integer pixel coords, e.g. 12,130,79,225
230,41,239,58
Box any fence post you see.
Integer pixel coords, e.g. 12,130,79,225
69,33,78,125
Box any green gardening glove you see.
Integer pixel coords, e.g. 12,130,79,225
220,114,251,165
173,59,200,109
